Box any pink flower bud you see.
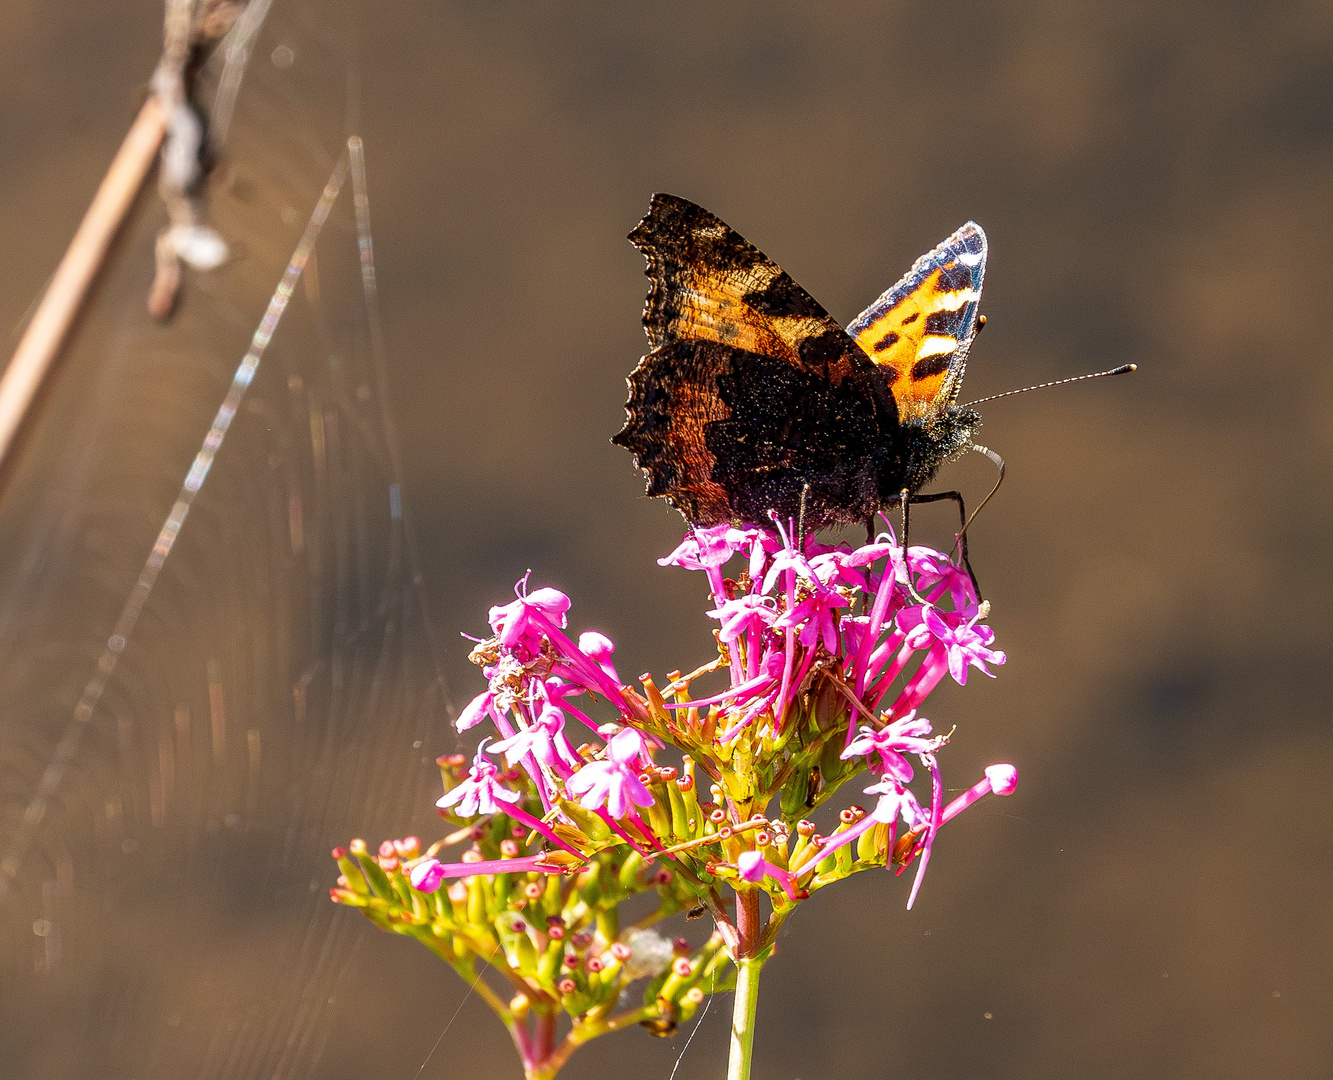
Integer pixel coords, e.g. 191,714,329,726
409,859,446,893
985,763,1018,795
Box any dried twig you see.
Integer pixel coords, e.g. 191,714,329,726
0,96,168,469
0,0,246,471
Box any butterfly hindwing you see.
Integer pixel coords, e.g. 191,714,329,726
614,194,900,528
847,223,987,423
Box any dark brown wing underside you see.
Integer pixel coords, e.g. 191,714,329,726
613,194,906,528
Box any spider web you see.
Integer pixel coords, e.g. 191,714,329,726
0,5,460,1077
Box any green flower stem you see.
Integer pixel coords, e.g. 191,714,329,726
727,955,764,1080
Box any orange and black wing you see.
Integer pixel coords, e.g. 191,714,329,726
613,194,900,529
846,223,987,424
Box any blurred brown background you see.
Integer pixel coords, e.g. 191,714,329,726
0,2,1330,1078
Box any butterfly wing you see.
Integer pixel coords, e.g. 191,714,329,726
614,194,899,528
847,223,987,424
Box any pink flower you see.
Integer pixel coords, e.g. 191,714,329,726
488,703,580,772
841,712,943,783
488,581,572,658
436,741,521,817
657,525,756,570
565,728,654,819
897,605,1005,685
760,546,814,595
907,547,976,607
455,689,495,733
436,741,584,856
862,774,926,828
774,584,848,652
707,594,777,643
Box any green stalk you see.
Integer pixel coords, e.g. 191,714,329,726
727,955,764,1080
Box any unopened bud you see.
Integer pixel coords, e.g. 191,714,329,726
610,942,632,961
708,808,727,825
393,836,420,859
796,820,817,837
840,805,866,825
672,937,691,956
558,978,577,994
672,957,693,977
500,839,520,857
755,831,772,846
682,986,705,1005
586,956,604,973
447,881,467,903
378,840,396,858
563,953,580,969
348,838,368,855
523,882,543,900
658,766,678,782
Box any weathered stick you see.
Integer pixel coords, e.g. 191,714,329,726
0,94,168,468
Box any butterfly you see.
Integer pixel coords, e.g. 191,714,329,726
612,193,993,563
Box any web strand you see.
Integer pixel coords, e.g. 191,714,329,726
0,152,350,899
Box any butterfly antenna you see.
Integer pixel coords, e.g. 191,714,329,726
949,444,1005,563
960,363,1136,408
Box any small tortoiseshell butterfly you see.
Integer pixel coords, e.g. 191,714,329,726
613,194,989,543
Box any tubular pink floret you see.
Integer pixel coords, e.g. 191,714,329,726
410,853,560,887
735,849,802,900
940,763,1019,825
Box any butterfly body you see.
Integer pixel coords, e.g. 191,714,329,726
613,194,987,530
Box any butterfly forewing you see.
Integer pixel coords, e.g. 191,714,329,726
847,222,987,423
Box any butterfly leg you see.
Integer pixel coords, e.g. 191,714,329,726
898,489,930,606
909,490,982,602
797,481,812,551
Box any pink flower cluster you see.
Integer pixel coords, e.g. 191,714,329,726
411,522,1014,909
